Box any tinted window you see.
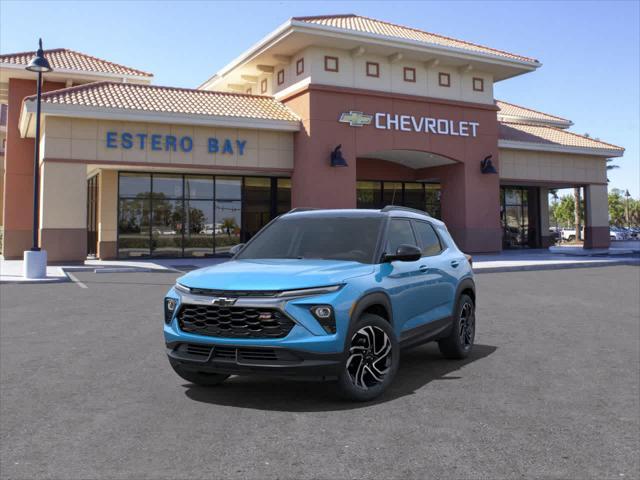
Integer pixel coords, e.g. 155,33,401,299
413,221,442,256
386,218,417,253
236,215,383,264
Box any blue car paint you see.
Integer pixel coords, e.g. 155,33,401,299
164,210,473,357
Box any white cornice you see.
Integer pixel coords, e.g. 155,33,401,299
198,18,540,89
19,101,300,138
499,139,624,158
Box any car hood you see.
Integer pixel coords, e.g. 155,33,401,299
178,259,374,291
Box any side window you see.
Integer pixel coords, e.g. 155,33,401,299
412,221,443,256
386,219,417,253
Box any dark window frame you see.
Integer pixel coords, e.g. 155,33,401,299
438,72,451,87
277,69,285,85
296,58,304,75
472,77,484,92
324,55,339,72
366,61,380,78
403,67,416,82
260,78,268,94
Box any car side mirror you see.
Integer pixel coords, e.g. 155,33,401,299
229,243,245,256
384,244,421,262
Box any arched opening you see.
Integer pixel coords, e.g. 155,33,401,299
356,150,459,217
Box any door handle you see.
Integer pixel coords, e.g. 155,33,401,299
450,260,460,268
419,265,429,272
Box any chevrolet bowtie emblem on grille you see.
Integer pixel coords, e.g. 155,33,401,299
339,111,373,127
211,297,237,306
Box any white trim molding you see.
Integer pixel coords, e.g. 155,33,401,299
498,140,624,158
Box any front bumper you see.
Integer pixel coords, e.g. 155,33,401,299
167,341,342,377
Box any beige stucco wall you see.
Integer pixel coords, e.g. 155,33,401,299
42,117,294,170
39,161,86,229
585,184,609,228
499,149,607,184
272,46,494,104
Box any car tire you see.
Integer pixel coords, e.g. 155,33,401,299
169,359,230,386
567,235,575,242
438,294,475,360
336,313,399,402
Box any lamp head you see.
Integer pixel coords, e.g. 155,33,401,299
26,39,53,73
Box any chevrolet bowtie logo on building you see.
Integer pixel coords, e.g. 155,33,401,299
339,111,373,127
211,297,237,306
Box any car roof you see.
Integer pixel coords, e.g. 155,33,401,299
283,207,444,225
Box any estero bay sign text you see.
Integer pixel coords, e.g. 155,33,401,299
105,131,248,155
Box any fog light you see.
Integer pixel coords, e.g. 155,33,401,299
310,305,336,334
164,298,177,324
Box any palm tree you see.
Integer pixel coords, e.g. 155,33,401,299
606,158,619,182
221,218,237,238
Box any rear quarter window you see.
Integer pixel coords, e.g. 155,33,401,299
412,220,443,256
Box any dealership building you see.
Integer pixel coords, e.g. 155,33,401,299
0,14,624,261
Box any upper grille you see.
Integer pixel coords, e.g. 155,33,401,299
178,304,295,339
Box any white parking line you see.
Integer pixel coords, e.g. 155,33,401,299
66,272,88,289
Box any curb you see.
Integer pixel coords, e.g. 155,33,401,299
474,259,640,274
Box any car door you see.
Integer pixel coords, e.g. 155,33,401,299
411,220,457,325
378,217,428,335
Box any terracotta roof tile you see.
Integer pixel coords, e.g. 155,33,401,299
0,48,152,77
27,81,299,122
496,100,571,126
499,122,623,153
293,14,538,64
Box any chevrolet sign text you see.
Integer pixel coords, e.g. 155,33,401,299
374,113,479,137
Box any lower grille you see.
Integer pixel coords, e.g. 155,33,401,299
176,343,299,365
178,304,295,339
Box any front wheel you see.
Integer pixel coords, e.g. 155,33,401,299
438,294,475,359
169,359,230,386
336,314,399,402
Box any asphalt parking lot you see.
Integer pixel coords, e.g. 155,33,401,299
1,265,639,480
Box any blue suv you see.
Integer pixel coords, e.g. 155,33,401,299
164,207,475,401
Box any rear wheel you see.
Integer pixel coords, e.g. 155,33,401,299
336,314,399,401
169,359,230,386
438,294,475,359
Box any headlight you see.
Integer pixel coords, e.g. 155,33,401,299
310,305,336,334
277,284,343,298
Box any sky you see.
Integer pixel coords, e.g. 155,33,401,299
1,0,638,197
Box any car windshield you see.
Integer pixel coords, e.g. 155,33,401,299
236,214,384,264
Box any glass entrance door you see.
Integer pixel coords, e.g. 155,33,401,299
500,186,540,248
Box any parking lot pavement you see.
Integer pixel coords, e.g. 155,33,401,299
1,266,638,480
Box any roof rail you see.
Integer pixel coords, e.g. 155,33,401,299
381,205,431,217
286,207,319,214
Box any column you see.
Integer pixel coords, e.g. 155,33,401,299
39,161,87,261
98,170,118,259
539,187,552,247
584,184,610,249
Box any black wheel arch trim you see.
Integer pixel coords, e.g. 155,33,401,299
350,291,394,327
455,277,476,307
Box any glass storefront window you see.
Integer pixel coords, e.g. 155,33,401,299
277,178,291,215
118,197,151,257
357,181,382,209
117,173,289,258
153,174,183,198
382,182,403,206
119,173,151,197
243,177,272,242
403,182,424,211
184,199,214,257
215,200,241,254
356,180,441,218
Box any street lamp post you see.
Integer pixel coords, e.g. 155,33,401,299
625,189,631,230
23,39,53,279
